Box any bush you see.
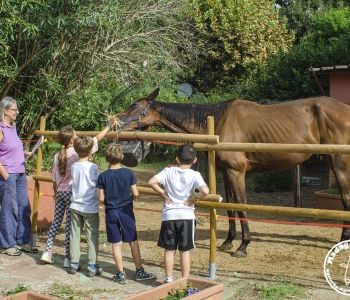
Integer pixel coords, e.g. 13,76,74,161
251,169,294,192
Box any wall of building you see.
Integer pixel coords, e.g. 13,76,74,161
330,72,350,105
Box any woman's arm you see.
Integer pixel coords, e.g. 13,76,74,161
0,128,9,180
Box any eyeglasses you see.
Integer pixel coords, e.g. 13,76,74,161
6,108,19,112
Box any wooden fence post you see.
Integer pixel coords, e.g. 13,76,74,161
31,116,46,247
207,116,217,279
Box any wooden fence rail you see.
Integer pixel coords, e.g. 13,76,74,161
33,116,350,280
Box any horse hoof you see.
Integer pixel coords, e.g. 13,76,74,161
219,243,233,251
231,250,247,258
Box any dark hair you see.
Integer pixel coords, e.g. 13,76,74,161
104,144,123,165
177,144,196,165
73,135,94,158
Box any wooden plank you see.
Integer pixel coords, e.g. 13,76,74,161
195,201,350,221
193,142,350,154
35,130,219,144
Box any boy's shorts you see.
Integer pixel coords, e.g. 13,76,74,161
157,219,195,251
105,207,137,243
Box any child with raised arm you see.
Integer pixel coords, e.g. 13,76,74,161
96,144,156,284
148,144,209,283
41,125,111,267
67,135,102,277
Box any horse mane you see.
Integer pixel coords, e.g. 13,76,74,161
151,100,232,128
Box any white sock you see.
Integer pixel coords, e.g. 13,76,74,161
165,276,173,282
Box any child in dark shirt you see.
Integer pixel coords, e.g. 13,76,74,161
96,144,156,284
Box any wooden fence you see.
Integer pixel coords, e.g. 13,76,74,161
32,116,350,279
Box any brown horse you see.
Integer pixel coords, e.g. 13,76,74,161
116,88,350,258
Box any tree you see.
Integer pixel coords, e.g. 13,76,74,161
241,7,350,102
276,0,349,43
0,0,199,138
187,0,294,90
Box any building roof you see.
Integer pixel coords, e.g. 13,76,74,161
310,65,350,73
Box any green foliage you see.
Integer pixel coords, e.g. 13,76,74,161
144,131,179,164
50,283,113,299
1,0,199,138
134,161,168,173
256,275,308,299
251,169,294,193
276,0,348,43
240,7,350,102
306,7,350,43
187,0,294,90
162,282,200,299
6,284,29,295
25,140,60,175
325,189,340,195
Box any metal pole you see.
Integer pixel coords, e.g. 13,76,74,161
31,116,46,247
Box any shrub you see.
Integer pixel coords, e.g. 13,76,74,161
251,169,294,192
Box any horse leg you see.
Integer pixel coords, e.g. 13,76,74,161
226,169,250,258
323,154,350,241
219,174,236,250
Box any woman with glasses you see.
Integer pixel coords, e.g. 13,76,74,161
0,96,35,256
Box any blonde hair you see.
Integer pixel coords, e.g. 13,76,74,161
104,144,123,165
57,126,75,177
74,135,94,158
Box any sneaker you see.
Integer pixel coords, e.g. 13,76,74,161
86,264,103,277
113,271,127,284
163,276,174,284
135,268,156,281
16,243,38,253
40,251,53,264
63,257,70,268
0,247,21,256
67,263,81,275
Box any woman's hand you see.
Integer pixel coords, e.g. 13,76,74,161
24,151,33,160
1,171,9,180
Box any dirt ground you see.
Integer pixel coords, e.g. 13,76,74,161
1,167,350,299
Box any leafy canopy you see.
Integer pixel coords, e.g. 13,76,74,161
187,0,294,89
0,0,199,137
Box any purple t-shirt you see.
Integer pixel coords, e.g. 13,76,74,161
0,122,25,173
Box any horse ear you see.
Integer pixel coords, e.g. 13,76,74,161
147,88,160,101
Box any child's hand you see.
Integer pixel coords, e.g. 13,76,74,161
184,196,195,206
162,192,172,204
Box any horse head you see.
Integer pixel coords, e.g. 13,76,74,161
116,88,160,132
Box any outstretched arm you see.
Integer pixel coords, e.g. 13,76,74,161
94,125,110,142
